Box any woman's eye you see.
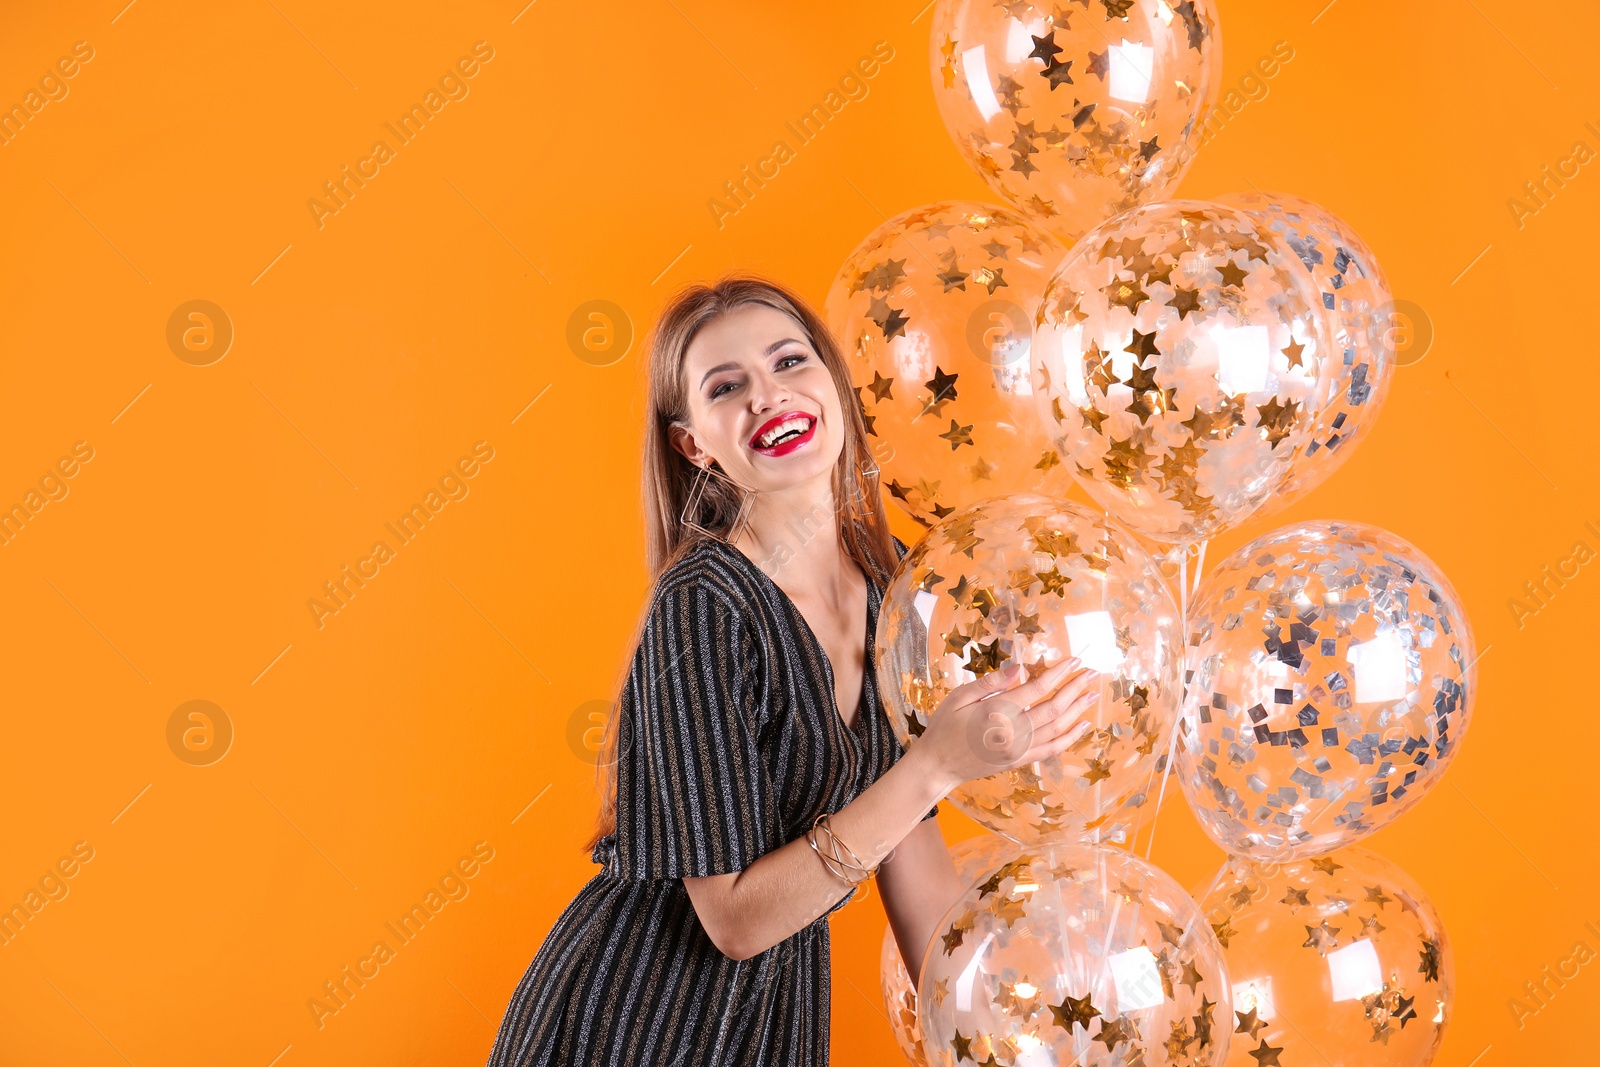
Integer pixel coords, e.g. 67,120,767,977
710,381,736,398
778,353,808,369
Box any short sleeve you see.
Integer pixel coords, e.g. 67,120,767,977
610,577,781,880
887,534,939,823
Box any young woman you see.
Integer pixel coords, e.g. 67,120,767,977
486,275,1099,1066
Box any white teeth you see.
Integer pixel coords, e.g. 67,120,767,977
757,416,811,448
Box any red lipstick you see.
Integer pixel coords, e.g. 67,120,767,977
748,411,817,457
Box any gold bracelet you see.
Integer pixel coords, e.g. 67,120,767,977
806,825,866,884
808,813,877,884
814,813,871,871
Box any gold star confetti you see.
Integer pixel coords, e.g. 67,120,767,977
1254,396,1300,448
1217,259,1249,287
1094,1013,1134,1050
1234,1005,1266,1039
1419,938,1442,981
1281,337,1307,369
1169,285,1203,318
1303,920,1341,955
865,294,908,340
1051,992,1101,1031
965,639,1010,677
1034,566,1071,596
940,419,976,449
1248,1039,1285,1066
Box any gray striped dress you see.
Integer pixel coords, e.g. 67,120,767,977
486,534,937,1066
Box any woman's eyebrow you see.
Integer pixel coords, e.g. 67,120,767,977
694,337,806,388
699,361,740,387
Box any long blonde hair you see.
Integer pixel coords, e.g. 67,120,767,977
582,273,899,855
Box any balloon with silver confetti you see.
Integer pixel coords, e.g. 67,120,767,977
825,201,1073,530
1175,520,1476,862
881,832,1021,1066
1031,199,1338,545
918,838,1232,1067
876,494,1182,844
928,0,1224,246
1216,191,1397,521
1196,847,1452,1067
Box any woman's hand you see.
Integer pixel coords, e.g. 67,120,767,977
913,658,1100,793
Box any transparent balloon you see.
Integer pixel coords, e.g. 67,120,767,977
1195,847,1452,1066
1031,199,1338,545
928,0,1224,245
825,201,1072,529
1175,520,1477,861
876,494,1182,844
1216,191,1396,520
881,833,1022,1066
919,839,1231,1067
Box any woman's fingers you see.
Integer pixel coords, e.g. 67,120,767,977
1018,664,1099,727
1013,677,1101,765
980,657,1080,709
1023,716,1094,765
1033,685,1100,744
949,656,1089,714
943,661,1027,708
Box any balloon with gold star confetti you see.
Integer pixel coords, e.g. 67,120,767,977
1195,847,1452,1066
881,833,1020,1066
1215,191,1397,521
1174,520,1476,863
824,201,1074,529
876,494,1182,844
928,0,1224,246
919,838,1232,1067
1030,198,1338,545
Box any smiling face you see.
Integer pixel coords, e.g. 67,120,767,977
670,303,846,495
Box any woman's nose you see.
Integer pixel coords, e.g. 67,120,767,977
746,368,790,412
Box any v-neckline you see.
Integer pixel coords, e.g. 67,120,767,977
712,539,877,742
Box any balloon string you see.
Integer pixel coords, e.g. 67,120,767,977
1143,538,1209,863
1178,548,1188,622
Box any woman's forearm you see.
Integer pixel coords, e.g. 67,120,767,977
874,816,965,982
723,744,952,960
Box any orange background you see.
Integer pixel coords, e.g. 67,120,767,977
0,0,1595,1064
